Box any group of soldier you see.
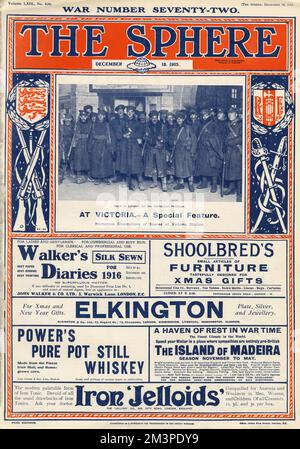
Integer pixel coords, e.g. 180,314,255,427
59,102,243,201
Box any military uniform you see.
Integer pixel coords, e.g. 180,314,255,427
122,117,144,176
188,108,200,139
120,106,145,190
173,111,197,192
224,118,242,180
215,108,228,145
110,105,128,176
166,115,176,180
88,111,115,183
223,107,243,201
159,109,168,126
60,114,75,181
62,119,75,154
58,122,65,184
158,110,169,174
72,111,92,183
144,111,168,191
83,104,93,122
137,111,147,137
196,109,223,192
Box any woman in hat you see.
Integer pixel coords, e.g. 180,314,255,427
88,109,115,185
172,110,197,192
223,106,243,202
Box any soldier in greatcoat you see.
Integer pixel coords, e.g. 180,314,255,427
144,110,168,192
215,107,228,143
110,104,128,182
167,112,175,127
165,112,176,184
71,110,92,184
159,109,168,126
238,106,243,121
172,110,197,192
223,106,243,202
88,109,115,185
138,111,147,126
83,104,93,122
214,107,228,194
109,112,117,122
86,112,99,181
121,106,145,191
187,108,200,187
196,108,223,193
60,112,75,182
137,111,147,137
90,112,98,125
58,120,65,184
187,107,200,139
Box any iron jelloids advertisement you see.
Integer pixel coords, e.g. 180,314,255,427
0,0,299,429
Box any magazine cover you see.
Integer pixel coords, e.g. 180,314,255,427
0,0,299,429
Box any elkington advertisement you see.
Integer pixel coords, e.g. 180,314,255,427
0,0,299,430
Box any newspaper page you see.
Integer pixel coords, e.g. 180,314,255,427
0,0,299,429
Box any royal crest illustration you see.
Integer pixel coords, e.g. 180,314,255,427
7,78,50,232
252,81,294,134
127,57,156,73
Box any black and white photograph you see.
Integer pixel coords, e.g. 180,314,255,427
57,80,244,203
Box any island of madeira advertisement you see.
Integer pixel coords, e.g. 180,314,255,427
0,0,300,429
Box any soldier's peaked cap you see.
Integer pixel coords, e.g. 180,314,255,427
200,107,210,115
83,105,93,111
126,105,136,112
175,110,186,119
159,109,168,114
115,104,126,111
228,105,238,113
149,110,159,117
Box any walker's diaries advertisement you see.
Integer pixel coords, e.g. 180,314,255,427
0,0,300,429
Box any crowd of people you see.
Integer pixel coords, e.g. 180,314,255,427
59,103,243,201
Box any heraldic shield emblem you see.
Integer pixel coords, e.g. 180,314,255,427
253,88,285,127
251,81,294,135
16,87,48,124
6,78,50,232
